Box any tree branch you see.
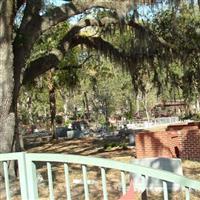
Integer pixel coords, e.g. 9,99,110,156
128,20,176,50
40,2,78,32
22,3,176,86
23,29,156,85
38,0,130,34
61,16,176,55
23,48,93,84
22,54,59,85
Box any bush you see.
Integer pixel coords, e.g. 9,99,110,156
103,142,128,150
64,119,72,127
98,114,106,126
180,113,200,121
55,115,63,124
191,113,200,121
108,125,117,132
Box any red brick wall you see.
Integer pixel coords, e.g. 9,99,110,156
135,126,200,161
135,131,180,159
179,130,200,161
188,122,200,128
166,125,199,131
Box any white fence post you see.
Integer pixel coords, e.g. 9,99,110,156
18,152,29,200
25,154,39,200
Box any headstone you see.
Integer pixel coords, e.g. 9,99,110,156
19,134,24,150
67,130,75,138
128,134,135,145
67,130,84,139
56,127,68,137
131,157,183,192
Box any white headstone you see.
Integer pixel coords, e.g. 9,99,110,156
131,157,183,192
128,134,135,145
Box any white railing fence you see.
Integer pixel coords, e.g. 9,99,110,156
126,117,181,129
0,152,200,200
0,153,29,200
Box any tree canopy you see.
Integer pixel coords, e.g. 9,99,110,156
21,1,200,96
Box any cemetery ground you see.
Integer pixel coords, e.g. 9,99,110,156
23,137,200,199
1,134,200,199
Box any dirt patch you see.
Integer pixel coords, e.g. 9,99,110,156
24,137,134,199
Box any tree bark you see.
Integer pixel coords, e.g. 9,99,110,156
84,92,90,119
196,97,200,113
136,94,140,118
47,71,57,139
0,1,15,154
144,94,150,122
128,96,133,119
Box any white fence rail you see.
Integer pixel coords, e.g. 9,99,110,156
126,117,180,129
0,152,200,200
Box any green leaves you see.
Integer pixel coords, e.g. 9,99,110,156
29,22,69,62
148,5,200,101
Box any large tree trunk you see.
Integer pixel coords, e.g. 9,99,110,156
0,1,15,154
12,41,27,153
